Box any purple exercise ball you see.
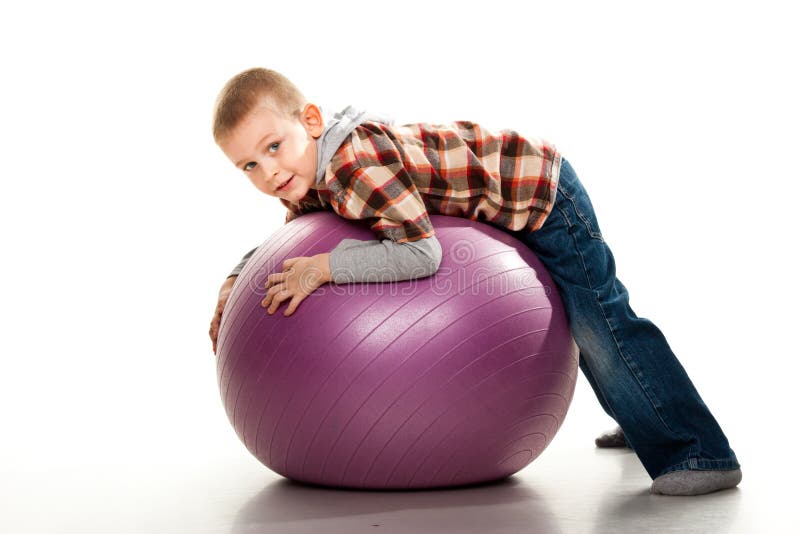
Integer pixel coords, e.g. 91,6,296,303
216,212,578,490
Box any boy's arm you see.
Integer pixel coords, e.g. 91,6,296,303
228,247,258,279
328,234,442,283
210,248,257,354
210,273,239,354
260,234,441,318
224,236,441,285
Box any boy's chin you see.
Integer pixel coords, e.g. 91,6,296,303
281,190,305,203
291,185,312,198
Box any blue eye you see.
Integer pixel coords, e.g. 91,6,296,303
268,142,280,153
243,162,256,171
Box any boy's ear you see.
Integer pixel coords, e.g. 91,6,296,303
300,103,324,138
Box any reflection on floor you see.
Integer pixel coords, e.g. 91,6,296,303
3,439,781,534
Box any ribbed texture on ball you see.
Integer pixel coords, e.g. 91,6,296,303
216,213,578,489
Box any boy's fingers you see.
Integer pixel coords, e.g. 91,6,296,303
284,295,303,316
265,273,289,289
262,284,282,307
269,294,285,314
263,291,277,310
265,283,283,298
261,286,285,313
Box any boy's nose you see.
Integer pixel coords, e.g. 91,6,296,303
262,167,279,181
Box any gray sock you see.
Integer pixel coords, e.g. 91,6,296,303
651,468,742,496
595,426,631,448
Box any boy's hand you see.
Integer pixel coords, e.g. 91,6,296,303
210,276,237,354
263,253,331,317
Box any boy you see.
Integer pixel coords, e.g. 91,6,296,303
208,68,741,496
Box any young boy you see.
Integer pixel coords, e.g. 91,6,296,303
208,68,742,496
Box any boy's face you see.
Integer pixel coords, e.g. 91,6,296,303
219,101,324,202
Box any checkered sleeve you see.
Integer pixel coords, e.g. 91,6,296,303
330,163,435,243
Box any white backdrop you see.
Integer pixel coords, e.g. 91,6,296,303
1,0,797,511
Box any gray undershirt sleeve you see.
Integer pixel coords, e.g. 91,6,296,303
228,235,442,283
328,235,442,283
228,247,257,279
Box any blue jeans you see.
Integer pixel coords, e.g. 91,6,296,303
515,158,740,479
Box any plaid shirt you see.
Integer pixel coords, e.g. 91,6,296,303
281,120,562,243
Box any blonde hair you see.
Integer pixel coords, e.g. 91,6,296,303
212,68,307,142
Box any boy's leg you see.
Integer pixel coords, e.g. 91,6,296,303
520,158,740,484
578,353,617,421
579,354,632,448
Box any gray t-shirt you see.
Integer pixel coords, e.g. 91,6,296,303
227,106,442,282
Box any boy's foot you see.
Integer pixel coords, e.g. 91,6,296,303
594,426,630,448
651,468,742,496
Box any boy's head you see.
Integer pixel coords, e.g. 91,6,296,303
213,68,324,202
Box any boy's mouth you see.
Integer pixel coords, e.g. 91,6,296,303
276,175,294,191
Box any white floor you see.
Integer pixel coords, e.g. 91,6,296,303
2,398,792,534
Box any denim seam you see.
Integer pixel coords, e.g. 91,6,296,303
556,183,604,242
553,203,595,291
